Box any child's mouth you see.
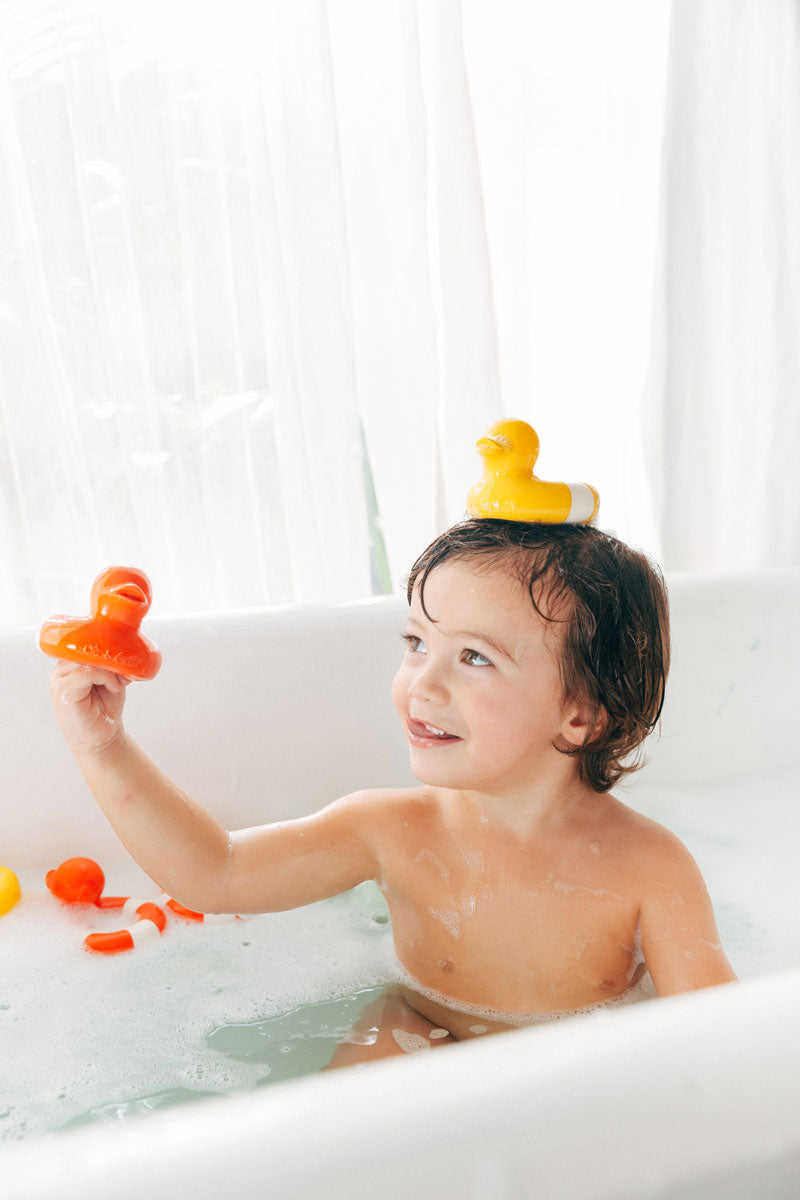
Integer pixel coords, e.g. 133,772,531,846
406,717,462,746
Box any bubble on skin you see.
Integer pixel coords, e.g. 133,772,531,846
552,878,622,901
428,1028,450,1040
469,1024,489,1034
590,842,600,855
414,849,451,884
391,1029,431,1054
428,892,479,940
428,907,461,939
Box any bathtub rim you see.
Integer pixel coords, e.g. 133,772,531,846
4,965,800,1200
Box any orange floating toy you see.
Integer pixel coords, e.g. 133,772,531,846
46,857,167,954
164,897,206,922
164,895,242,923
46,856,106,904
84,900,167,954
38,566,161,681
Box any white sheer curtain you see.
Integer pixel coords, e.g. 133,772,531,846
464,0,670,559
0,0,671,626
643,0,800,572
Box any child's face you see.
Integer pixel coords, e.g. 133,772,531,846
392,558,576,797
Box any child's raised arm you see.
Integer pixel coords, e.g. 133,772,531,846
637,827,737,995
49,662,379,915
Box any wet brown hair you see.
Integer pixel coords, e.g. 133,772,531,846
405,519,670,793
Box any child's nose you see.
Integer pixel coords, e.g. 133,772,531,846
408,659,449,705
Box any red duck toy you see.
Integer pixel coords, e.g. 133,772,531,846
45,856,106,904
46,857,168,953
39,566,162,681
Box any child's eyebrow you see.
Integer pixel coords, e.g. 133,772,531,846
405,614,517,663
451,629,517,663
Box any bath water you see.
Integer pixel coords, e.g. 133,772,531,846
2,765,797,1144
0,875,395,1142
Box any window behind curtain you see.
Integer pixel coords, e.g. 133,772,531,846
0,0,671,626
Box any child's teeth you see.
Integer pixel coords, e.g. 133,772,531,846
424,723,446,736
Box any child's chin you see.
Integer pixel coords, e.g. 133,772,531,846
408,752,473,790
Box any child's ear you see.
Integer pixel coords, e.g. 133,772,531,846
557,699,606,750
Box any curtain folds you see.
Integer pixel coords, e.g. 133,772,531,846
1,0,674,625
643,0,800,571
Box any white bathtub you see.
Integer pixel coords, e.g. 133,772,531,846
3,570,800,1199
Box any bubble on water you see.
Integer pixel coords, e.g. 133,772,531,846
0,871,396,1141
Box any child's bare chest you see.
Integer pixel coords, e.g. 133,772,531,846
379,823,642,1016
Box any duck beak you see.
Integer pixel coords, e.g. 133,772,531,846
476,434,511,457
109,583,147,605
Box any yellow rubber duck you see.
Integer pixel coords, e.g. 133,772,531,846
466,419,599,525
0,866,21,916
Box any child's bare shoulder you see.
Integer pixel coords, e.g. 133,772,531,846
601,794,705,888
345,787,438,816
318,787,439,873
334,786,439,826
602,798,736,992
283,787,435,872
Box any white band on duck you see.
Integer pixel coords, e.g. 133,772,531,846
566,483,598,524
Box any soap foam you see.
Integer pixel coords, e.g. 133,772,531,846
391,1028,431,1054
5,767,799,1143
0,875,395,1142
395,964,656,1029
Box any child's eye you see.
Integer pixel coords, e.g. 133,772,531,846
463,648,492,668
401,632,427,654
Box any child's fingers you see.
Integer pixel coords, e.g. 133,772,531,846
50,662,127,701
51,661,127,687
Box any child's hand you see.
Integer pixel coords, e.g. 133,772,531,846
50,662,130,757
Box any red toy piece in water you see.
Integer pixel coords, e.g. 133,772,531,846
46,857,167,953
38,566,161,681
83,901,166,953
165,897,206,921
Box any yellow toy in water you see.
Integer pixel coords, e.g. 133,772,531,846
0,866,21,916
466,419,600,525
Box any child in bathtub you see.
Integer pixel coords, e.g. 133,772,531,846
49,520,736,1062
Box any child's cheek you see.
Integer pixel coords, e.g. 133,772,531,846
390,666,408,716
